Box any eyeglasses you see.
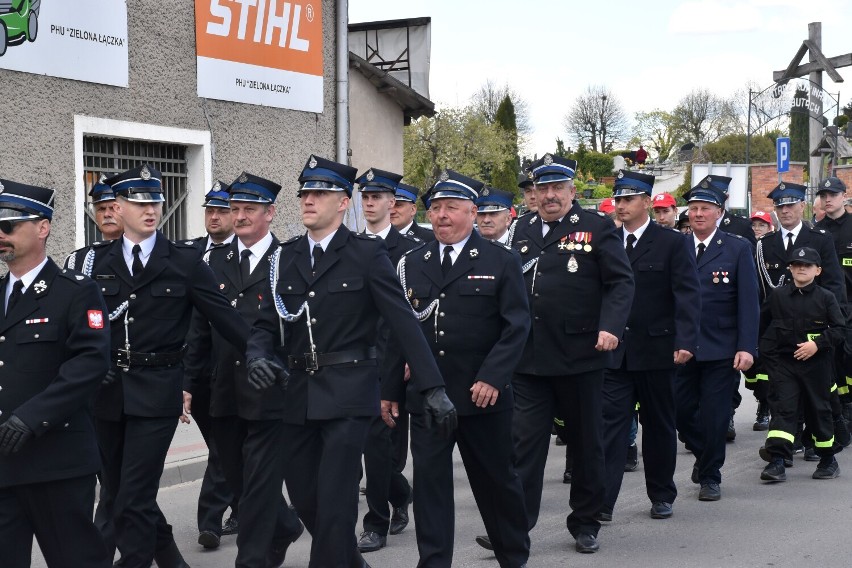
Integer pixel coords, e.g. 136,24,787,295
0,219,33,235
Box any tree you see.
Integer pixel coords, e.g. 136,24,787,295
672,88,739,146
470,79,532,136
704,133,775,164
634,110,680,162
491,95,521,195
563,85,628,153
731,81,790,136
403,106,516,194
790,87,809,163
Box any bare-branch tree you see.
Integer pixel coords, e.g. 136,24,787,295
563,85,628,152
672,88,740,145
470,79,532,136
634,110,681,162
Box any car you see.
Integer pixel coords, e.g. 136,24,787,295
0,0,40,57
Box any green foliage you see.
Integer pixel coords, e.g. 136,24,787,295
575,151,613,181
403,106,516,196
634,110,680,162
674,164,692,200
704,133,774,164
554,138,570,157
790,88,809,163
491,95,521,197
834,115,849,129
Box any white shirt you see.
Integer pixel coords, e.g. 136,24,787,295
693,229,718,257
399,221,415,234
623,217,651,248
308,230,338,267
206,233,234,252
495,230,511,245
5,256,49,311
438,234,472,267
365,224,393,240
542,216,565,237
236,232,273,274
123,233,157,275
780,222,803,249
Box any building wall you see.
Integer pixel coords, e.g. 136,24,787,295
750,163,806,213
834,164,852,191
0,0,339,258
349,69,404,175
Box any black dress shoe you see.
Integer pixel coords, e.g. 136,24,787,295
563,469,572,484
197,530,220,549
221,515,239,535
389,497,411,535
154,539,191,568
760,460,787,482
650,501,673,519
726,415,736,441
691,462,699,484
575,533,599,553
698,482,721,501
267,522,305,568
475,535,493,550
624,443,638,472
357,531,387,553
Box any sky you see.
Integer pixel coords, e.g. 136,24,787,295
349,0,852,155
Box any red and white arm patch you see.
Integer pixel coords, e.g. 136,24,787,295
87,310,104,329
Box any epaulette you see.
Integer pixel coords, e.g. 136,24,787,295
399,233,422,245
402,241,429,256
489,240,514,252
58,268,89,284
595,211,606,217
729,233,743,239
173,240,199,248
90,240,114,248
281,235,301,246
354,232,381,241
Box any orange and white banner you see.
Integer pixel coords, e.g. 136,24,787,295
195,0,324,112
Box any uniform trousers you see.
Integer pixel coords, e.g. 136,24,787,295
0,474,110,568
191,387,238,536
211,416,302,568
765,355,836,461
95,415,179,568
410,410,528,568
512,370,605,538
362,414,412,535
282,417,371,568
602,368,678,512
675,359,739,484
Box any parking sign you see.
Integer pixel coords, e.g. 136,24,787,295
777,137,791,173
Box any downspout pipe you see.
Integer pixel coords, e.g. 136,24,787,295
337,0,359,230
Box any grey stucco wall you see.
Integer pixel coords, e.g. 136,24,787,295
349,69,404,176
0,0,339,259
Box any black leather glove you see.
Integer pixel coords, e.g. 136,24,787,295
247,358,289,391
102,368,119,387
423,386,458,438
0,415,34,456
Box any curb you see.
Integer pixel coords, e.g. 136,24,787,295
160,454,209,489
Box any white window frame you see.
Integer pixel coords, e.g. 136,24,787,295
73,115,212,248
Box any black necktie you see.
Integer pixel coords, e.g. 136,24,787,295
545,220,560,235
441,246,453,276
131,244,144,277
312,244,324,270
786,232,795,251
6,280,23,316
240,249,252,284
696,242,706,263
625,234,637,258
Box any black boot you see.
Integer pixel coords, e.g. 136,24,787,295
760,459,786,482
835,414,851,448
753,402,770,431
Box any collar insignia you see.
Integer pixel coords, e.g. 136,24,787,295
226,250,234,261
33,280,47,294
470,248,479,258
723,217,730,225
570,214,579,224
424,250,432,261
529,214,538,225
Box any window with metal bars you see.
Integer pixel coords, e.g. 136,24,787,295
82,136,190,242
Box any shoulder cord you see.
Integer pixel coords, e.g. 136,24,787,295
78,248,128,323
755,240,786,295
65,251,77,270
507,221,517,247
522,257,540,295
396,255,441,342
269,246,315,354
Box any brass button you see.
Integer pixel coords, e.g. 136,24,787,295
42,421,49,427
537,272,543,277
33,334,39,339
439,331,445,336
438,350,445,356
0,361,4,367
439,312,445,317
475,288,480,292
129,294,137,300
166,288,171,293
309,370,315,376
440,293,446,299
309,291,316,298
0,336,5,342
235,361,241,366
101,287,107,292
534,293,540,297
128,317,135,323
342,283,348,288
310,318,317,324
239,293,244,298
287,285,293,291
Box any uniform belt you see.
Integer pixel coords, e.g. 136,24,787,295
288,347,376,371
113,345,188,368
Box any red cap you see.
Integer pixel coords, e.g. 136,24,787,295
750,211,772,225
599,198,616,214
651,193,677,209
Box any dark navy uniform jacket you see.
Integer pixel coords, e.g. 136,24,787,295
0,260,110,488
403,222,435,242
511,201,634,375
610,222,701,371
383,231,530,415
756,226,846,304
185,237,282,421
246,227,444,423
719,211,756,246
814,211,852,304
693,230,759,361
89,233,248,421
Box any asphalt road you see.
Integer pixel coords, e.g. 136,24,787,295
33,389,852,567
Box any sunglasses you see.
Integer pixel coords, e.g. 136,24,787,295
0,218,33,235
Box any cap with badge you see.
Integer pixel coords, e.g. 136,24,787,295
89,173,117,204
613,170,655,197
816,176,846,195
598,198,616,214
750,211,772,225
788,246,821,266
652,192,677,209
767,182,807,206
203,180,232,208
529,154,576,184
229,173,280,204
476,187,513,213
428,169,483,202
395,182,420,204
518,171,534,190
298,155,358,197
0,178,56,222
106,164,164,203
357,168,402,193
684,175,727,207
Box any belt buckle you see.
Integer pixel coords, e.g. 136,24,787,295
304,352,319,371
116,349,131,371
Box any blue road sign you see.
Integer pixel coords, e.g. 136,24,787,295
777,137,791,173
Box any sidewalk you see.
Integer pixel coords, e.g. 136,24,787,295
160,419,210,488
